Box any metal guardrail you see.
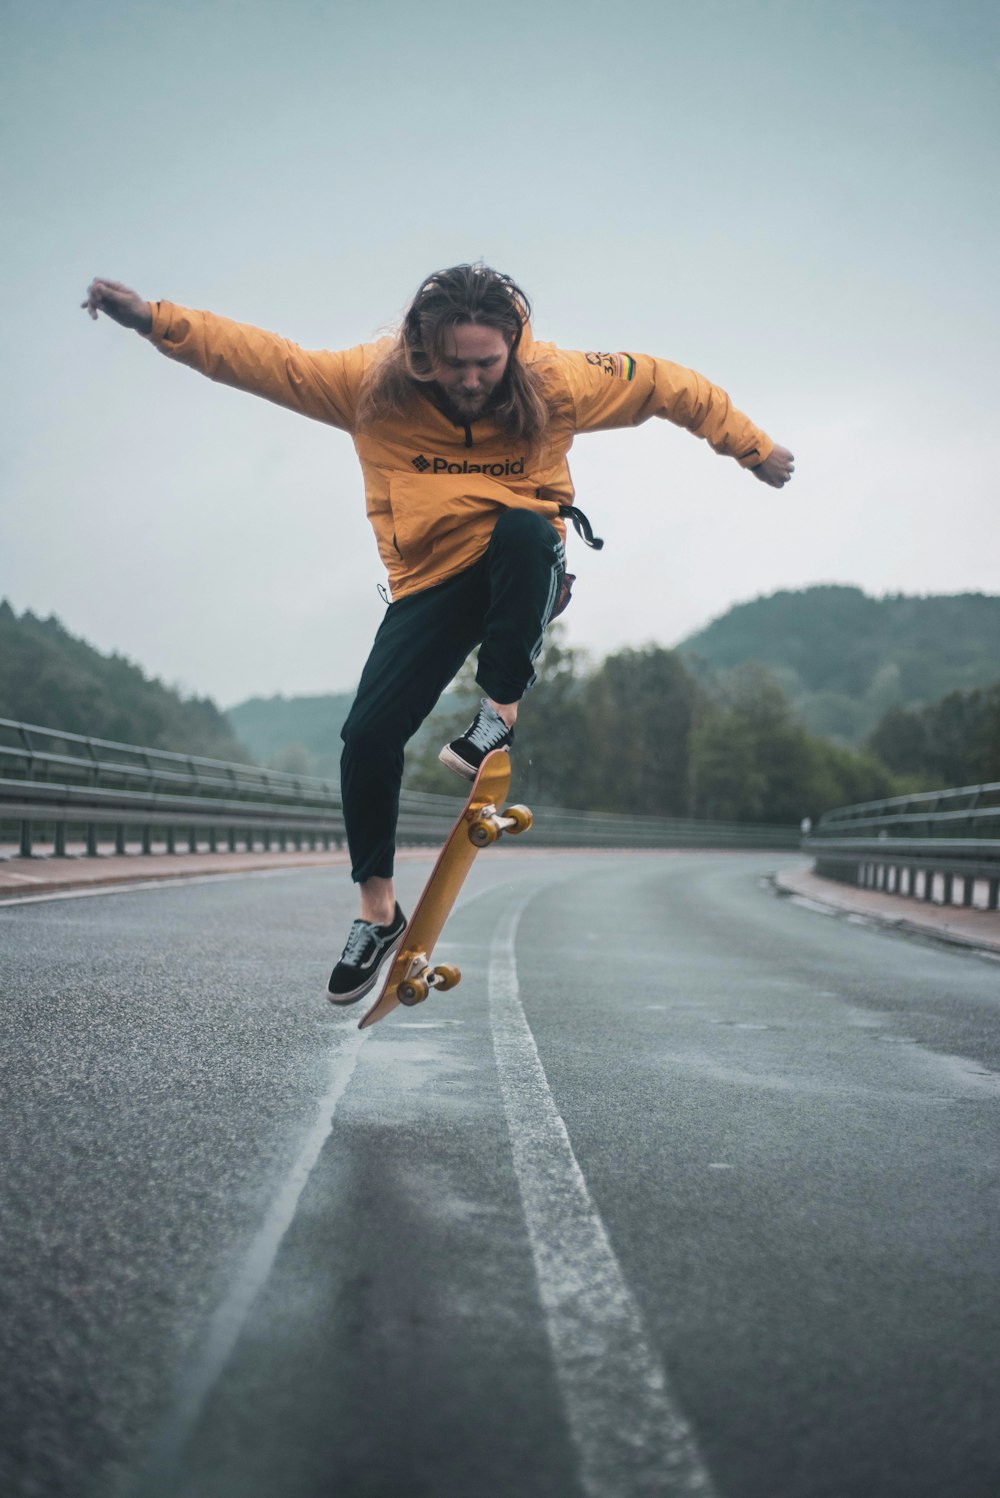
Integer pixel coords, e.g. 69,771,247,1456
0,717,800,860
803,780,1000,911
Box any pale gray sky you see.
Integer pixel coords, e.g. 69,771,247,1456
2,0,998,706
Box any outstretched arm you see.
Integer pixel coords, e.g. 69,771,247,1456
80,277,363,431
82,278,152,334
556,346,795,484
751,443,795,488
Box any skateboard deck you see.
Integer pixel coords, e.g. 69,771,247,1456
359,749,531,1029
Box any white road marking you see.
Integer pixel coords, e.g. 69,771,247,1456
489,895,717,1498
139,1025,370,1485
136,877,520,1485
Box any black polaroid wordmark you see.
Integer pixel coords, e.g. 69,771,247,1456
410,456,527,476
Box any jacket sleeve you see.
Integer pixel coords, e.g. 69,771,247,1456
146,301,366,432
555,346,774,469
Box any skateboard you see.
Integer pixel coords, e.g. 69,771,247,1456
359,749,532,1029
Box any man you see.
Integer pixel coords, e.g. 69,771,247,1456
83,265,794,1003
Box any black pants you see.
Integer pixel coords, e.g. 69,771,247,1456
341,508,564,883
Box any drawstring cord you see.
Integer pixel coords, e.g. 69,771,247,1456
559,504,605,551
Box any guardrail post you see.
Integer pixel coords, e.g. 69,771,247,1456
166,827,176,854
942,872,954,906
990,877,1000,912
19,819,32,858
115,824,126,855
86,823,98,857
228,827,236,852
54,821,67,857
142,825,152,855
188,827,197,853
208,827,218,853
923,869,935,903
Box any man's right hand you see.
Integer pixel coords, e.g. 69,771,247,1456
81,278,153,334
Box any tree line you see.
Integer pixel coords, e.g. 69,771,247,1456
0,602,250,762
4,600,995,823
405,627,998,822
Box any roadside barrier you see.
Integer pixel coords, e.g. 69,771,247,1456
803,782,1000,911
0,717,799,859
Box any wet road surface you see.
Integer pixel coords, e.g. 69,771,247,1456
2,850,998,1497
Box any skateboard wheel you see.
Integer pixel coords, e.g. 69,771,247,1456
504,804,533,835
469,818,499,848
398,974,430,1006
432,963,461,991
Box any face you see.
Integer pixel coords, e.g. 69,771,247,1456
430,323,512,419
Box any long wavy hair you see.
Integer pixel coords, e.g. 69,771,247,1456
357,264,552,446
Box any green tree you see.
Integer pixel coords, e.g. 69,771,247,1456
969,685,1000,782
867,681,1000,788
691,663,893,823
582,646,698,815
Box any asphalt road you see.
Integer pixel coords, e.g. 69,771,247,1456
1,850,998,1498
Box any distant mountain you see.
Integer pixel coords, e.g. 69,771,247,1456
226,692,356,778
679,586,1000,742
0,601,251,760
225,687,465,780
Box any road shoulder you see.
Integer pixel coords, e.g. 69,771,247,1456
776,863,1000,957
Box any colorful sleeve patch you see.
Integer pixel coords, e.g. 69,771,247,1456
585,351,636,381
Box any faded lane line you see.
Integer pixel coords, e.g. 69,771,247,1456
134,876,525,1491
137,1023,370,1492
489,895,716,1498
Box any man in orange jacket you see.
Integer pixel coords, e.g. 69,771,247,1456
83,265,794,1003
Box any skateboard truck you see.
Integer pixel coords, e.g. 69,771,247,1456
467,802,533,847
397,953,462,1007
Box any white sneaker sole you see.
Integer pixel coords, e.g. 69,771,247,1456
438,743,511,780
437,744,478,780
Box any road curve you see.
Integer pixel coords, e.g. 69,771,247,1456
1,850,998,1498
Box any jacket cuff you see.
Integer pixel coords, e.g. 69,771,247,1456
738,432,775,469
144,299,175,342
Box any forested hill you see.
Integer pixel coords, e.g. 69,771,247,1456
679,586,1000,742
227,693,356,779
0,601,250,761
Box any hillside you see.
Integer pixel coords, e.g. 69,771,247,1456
227,688,462,778
679,586,1000,742
226,693,356,778
0,601,251,761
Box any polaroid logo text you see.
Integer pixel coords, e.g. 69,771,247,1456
430,457,526,476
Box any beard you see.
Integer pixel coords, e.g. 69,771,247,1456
434,381,506,423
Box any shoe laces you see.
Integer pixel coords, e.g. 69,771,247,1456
341,919,378,966
465,702,509,753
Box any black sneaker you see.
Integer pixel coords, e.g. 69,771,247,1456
439,698,514,780
326,903,407,1005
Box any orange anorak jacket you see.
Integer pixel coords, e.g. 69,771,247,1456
147,302,774,601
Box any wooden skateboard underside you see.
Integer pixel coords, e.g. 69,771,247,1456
359,750,525,1029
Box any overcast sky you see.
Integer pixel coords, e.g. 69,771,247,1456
2,0,997,708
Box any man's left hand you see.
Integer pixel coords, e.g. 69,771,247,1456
753,444,795,488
